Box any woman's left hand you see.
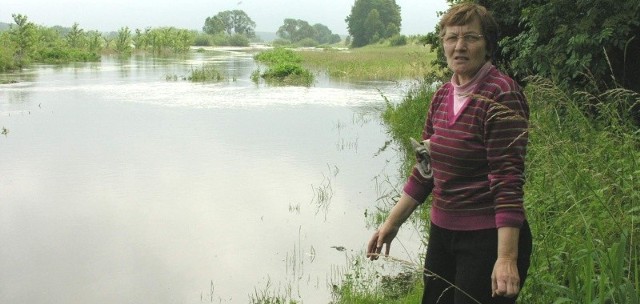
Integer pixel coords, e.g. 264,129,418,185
491,257,520,298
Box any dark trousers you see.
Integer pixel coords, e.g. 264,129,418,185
421,222,532,304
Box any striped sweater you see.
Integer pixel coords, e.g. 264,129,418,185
403,65,529,230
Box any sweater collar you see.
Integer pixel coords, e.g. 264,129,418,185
451,61,493,94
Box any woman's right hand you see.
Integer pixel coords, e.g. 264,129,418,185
366,223,399,260
366,193,419,261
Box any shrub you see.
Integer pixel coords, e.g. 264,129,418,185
227,33,250,47
252,48,314,86
271,38,292,47
295,38,319,48
254,48,302,65
388,34,407,46
0,34,18,71
193,33,212,46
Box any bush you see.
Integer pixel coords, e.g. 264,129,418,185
227,33,250,47
262,62,309,78
493,0,640,93
207,32,251,47
34,46,100,63
254,47,302,65
295,38,319,47
210,33,229,46
271,38,292,47
193,33,212,46
252,48,314,86
388,34,407,46
0,34,18,71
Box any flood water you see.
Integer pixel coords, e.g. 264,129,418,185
0,47,423,303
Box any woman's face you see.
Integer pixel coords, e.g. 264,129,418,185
443,17,488,85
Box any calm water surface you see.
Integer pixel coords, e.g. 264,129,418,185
0,48,423,303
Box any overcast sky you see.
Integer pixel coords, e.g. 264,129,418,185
2,0,449,35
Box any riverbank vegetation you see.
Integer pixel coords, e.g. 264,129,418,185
0,14,197,72
0,14,101,71
330,74,639,303
323,1,639,301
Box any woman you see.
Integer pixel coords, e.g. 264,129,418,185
366,3,532,304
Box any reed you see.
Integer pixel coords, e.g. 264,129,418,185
249,278,298,304
188,64,225,82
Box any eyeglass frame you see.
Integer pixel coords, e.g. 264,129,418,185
441,33,485,46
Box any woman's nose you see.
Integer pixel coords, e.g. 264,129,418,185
454,38,468,50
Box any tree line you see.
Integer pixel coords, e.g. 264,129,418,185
0,2,399,71
199,10,342,48
0,14,198,71
0,9,347,71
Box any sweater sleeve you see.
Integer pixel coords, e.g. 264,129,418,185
484,88,529,228
402,91,438,204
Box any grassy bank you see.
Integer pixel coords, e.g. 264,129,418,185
297,44,436,81
331,75,639,303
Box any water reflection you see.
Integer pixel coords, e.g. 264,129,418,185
0,48,422,303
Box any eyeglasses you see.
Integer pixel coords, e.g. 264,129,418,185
442,33,484,46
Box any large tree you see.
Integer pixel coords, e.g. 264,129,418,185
276,19,341,45
203,10,256,38
345,0,401,47
312,23,341,45
8,14,36,66
66,23,85,48
277,19,314,43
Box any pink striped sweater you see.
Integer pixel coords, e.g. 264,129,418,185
403,65,529,230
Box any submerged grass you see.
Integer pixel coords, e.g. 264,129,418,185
252,48,314,86
188,64,225,82
250,278,299,304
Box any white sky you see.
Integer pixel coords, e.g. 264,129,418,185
2,0,449,35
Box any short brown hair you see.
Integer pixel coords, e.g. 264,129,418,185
439,3,499,60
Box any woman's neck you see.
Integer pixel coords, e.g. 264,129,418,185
453,61,492,86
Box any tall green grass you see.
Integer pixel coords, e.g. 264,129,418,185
520,76,639,304
332,76,639,303
298,45,436,81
